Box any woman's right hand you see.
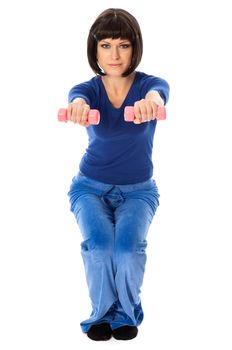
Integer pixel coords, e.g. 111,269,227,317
67,98,90,127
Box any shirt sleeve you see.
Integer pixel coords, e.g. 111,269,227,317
68,79,97,106
140,74,170,105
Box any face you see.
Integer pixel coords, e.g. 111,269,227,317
96,38,133,77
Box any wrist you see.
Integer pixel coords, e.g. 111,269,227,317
145,90,164,106
72,97,86,103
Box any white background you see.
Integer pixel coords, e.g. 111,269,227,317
0,0,232,349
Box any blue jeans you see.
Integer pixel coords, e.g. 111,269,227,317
68,172,160,332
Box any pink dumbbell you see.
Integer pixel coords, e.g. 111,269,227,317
124,105,166,121
58,108,100,125
58,105,166,125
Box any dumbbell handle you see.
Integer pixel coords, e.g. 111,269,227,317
58,108,100,125
58,105,166,124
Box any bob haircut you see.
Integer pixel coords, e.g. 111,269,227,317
87,8,143,77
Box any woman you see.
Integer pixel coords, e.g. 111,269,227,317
67,8,169,341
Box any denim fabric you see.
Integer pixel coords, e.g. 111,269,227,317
68,172,160,332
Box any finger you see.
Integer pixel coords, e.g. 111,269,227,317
74,105,85,124
67,104,73,121
72,107,79,123
144,103,156,121
81,105,90,123
139,106,148,122
152,104,158,120
133,103,142,121
80,120,90,127
69,105,76,123
134,117,142,124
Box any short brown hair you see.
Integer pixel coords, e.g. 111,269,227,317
87,8,143,77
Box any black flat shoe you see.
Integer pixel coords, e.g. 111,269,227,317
87,323,112,341
113,325,138,340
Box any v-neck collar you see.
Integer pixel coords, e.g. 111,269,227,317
99,72,139,110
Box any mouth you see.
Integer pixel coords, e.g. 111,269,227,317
108,64,122,67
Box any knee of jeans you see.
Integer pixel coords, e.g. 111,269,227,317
81,237,113,255
115,240,147,255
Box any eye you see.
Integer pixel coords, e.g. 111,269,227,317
100,44,110,49
120,44,131,49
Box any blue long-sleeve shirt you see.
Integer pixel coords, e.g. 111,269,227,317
68,71,169,185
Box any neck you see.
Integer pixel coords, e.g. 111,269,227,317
101,72,136,94
100,72,136,109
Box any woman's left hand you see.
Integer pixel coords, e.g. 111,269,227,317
133,91,164,124
133,99,158,124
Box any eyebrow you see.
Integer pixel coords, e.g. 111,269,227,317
99,40,130,44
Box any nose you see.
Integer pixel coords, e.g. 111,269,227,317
111,46,120,60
